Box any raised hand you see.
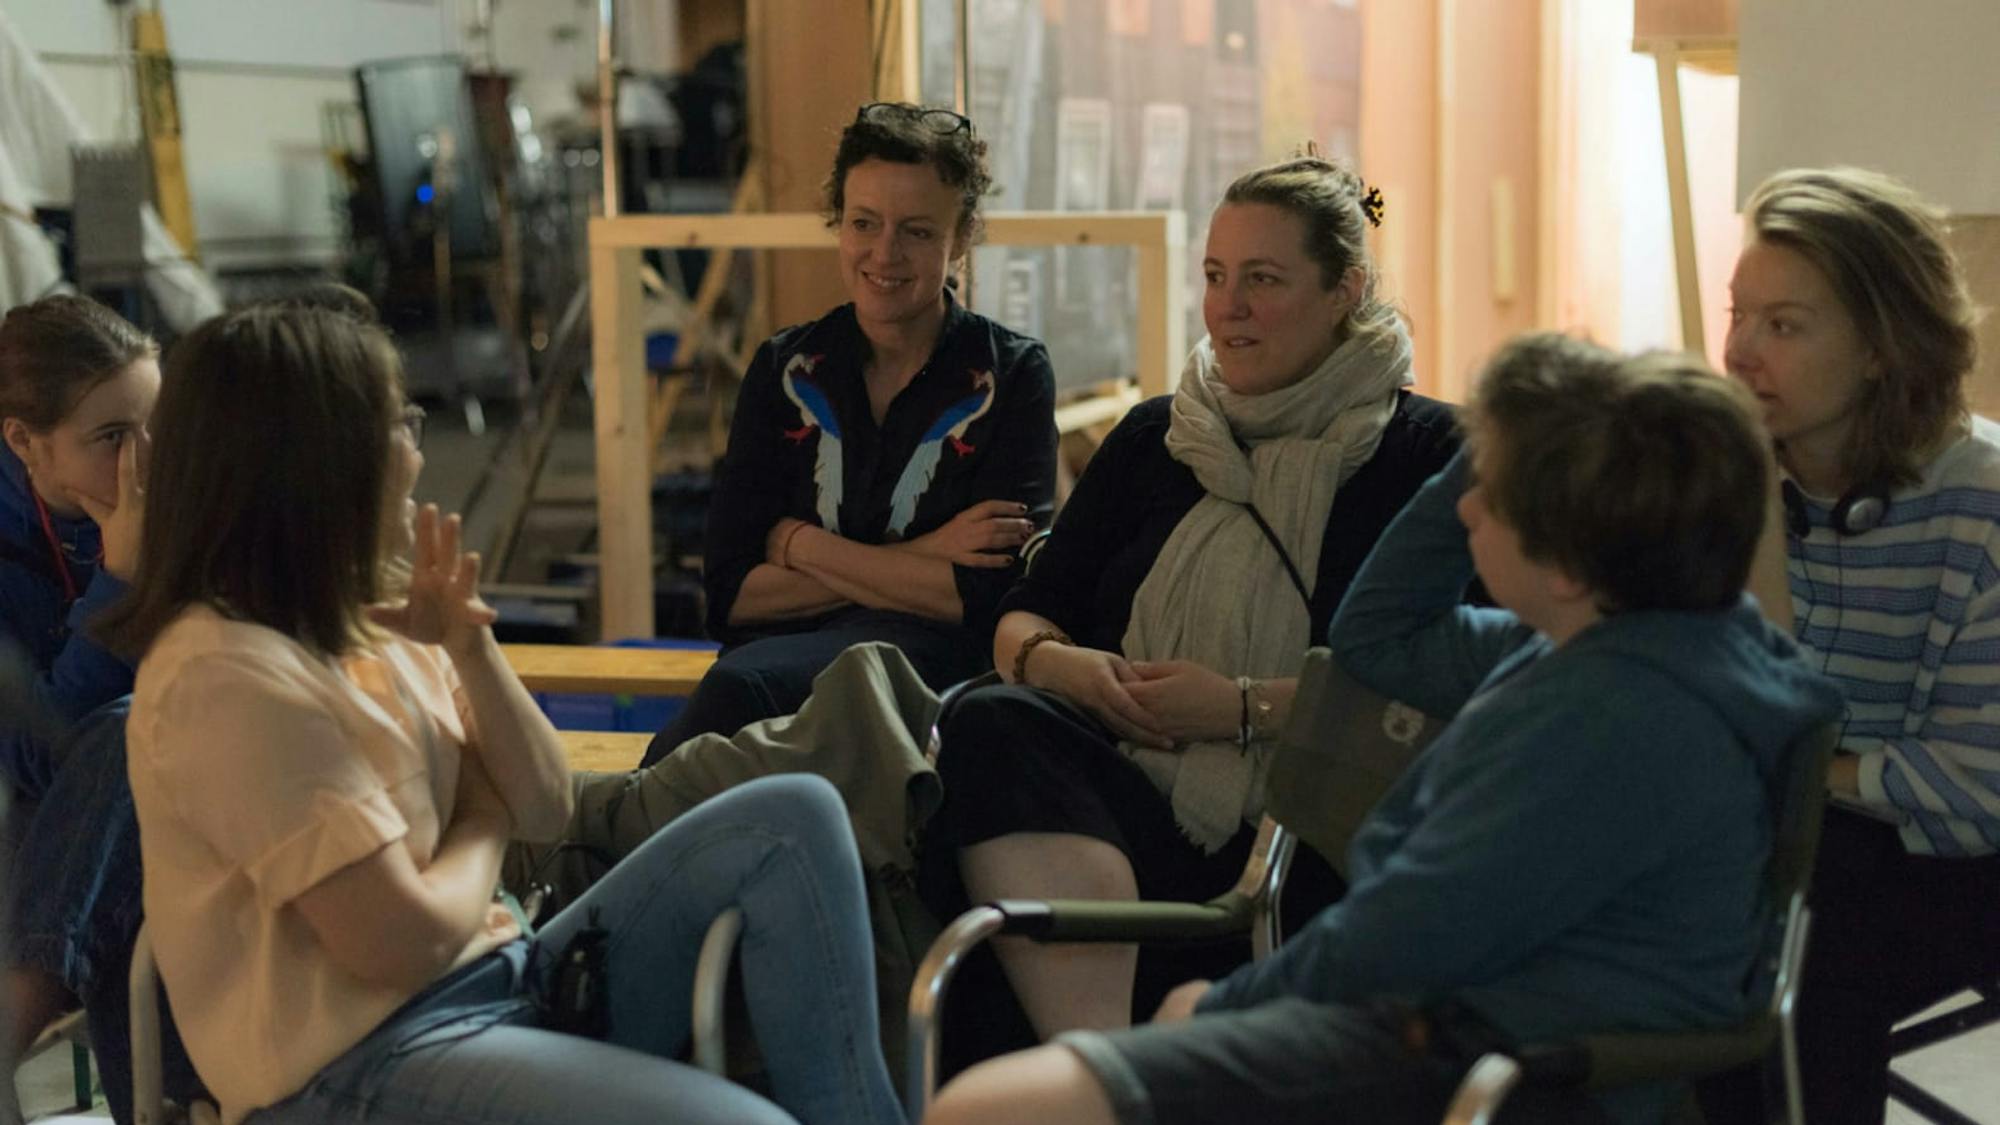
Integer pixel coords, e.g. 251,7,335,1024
901,498,1034,568
70,430,147,581
368,504,498,656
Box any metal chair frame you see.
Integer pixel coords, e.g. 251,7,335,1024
904,646,1421,1118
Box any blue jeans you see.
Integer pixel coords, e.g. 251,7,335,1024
246,774,903,1125
6,698,201,1124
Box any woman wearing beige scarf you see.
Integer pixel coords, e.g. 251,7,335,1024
919,157,1463,1069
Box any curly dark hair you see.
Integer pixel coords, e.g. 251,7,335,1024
822,103,992,251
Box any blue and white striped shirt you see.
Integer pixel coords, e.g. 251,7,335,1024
1790,416,2000,857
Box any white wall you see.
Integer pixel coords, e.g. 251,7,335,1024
2,0,464,269
7,0,686,271
0,0,456,69
1739,0,2000,214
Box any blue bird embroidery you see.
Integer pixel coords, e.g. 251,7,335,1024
779,352,843,533
886,368,995,537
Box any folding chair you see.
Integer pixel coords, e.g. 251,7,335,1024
128,923,217,1125
1438,721,1839,1125
905,646,1444,1116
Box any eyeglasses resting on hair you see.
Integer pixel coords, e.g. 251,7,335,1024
854,102,973,137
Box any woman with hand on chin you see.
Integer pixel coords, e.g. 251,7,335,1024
916,155,1462,1068
114,305,902,1125
642,102,1057,765
0,296,153,794
1702,167,2000,1125
0,295,155,1118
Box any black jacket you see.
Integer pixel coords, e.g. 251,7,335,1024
704,298,1058,644
1001,390,1462,652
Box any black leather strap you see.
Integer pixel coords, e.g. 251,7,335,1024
1241,501,1311,612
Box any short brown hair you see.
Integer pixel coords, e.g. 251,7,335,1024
1222,157,1397,339
0,295,157,430
1746,167,1980,488
1467,333,1769,614
101,305,404,658
823,103,992,250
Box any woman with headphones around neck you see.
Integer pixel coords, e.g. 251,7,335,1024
1705,166,2000,1125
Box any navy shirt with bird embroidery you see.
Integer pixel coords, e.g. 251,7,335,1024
704,295,1057,648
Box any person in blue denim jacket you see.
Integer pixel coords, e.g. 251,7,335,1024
0,295,156,1117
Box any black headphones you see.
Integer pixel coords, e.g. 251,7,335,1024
1781,478,1890,538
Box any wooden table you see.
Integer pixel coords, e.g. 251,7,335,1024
500,644,716,696
556,729,654,773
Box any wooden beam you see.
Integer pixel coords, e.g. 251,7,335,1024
588,208,1183,636
1133,209,1188,398
505,644,717,696
132,7,198,260
590,210,1189,250
589,238,654,640
1651,43,1707,356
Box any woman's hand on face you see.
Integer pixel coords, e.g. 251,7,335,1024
1026,642,1171,749
70,431,147,581
1126,660,1242,745
368,504,498,657
901,499,1034,568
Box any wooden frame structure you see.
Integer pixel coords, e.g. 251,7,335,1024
1633,33,1736,357
587,208,1187,640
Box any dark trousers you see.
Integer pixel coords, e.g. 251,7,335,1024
1700,808,2000,1125
1063,998,1612,1125
641,609,982,767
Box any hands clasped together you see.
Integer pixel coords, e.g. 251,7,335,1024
1021,643,1242,751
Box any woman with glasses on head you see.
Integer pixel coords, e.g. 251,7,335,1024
640,101,1057,765
0,295,155,1123
111,303,903,1125
915,155,1462,1070
1700,168,2000,1125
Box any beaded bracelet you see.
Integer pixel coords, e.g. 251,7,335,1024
1012,628,1072,686
1247,678,1276,741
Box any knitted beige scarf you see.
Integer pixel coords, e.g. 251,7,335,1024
1120,321,1415,852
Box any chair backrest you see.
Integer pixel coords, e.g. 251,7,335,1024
1741,720,1838,1052
130,921,167,1125
1264,647,1444,878
1762,722,1839,926
1553,720,1838,1113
